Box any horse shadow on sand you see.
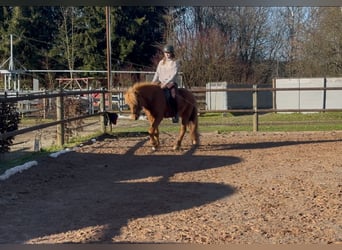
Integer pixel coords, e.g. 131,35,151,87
0,137,241,243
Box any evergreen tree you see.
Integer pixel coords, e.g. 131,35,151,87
1,7,61,71
0,6,168,81
0,7,12,66
110,6,167,70
73,7,107,71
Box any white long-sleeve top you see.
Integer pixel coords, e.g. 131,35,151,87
152,58,180,84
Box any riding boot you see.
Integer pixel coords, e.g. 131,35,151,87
172,97,179,123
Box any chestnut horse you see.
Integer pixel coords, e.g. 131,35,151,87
124,82,199,150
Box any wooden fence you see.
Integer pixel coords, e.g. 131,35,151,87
193,85,342,132
1,85,342,148
0,89,108,147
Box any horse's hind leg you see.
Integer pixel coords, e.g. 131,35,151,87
189,121,199,146
173,123,186,150
154,127,160,147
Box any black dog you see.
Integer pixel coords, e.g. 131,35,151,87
105,112,118,125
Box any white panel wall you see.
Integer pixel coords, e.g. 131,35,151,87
325,78,342,108
206,82,228,110
206,78,342,112
33,78,39,91
275,78,300,112
299,78,324,113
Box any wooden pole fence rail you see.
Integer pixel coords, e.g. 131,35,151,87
0,88,107,145
1,85,342,146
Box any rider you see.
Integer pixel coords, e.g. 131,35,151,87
152,44,180,123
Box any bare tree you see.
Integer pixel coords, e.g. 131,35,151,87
164,6,341,86
173,7,278,86
299,7,342,76
60,7,76,79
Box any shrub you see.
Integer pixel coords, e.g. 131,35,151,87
0,101,20,153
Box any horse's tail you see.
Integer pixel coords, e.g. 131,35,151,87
188,105,199,144
189,105,198,123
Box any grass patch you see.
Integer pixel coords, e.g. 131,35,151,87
197,112,342,133
0,151,49,175
0,130,104,175
110,112,342,134
65,131,104,147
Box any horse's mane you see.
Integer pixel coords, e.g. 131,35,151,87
125,81,159,106
132,81,158,91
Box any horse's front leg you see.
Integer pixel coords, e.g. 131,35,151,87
145,111,161,150
174,123,187,150
148,122,161,151
148,126,159,149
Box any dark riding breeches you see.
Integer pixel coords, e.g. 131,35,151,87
163,85,178,116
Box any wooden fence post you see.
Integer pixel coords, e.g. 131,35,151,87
56,88,65,146
253,84,259,132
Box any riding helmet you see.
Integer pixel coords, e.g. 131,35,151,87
163,44,174,53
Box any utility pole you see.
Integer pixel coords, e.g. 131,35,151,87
9,34,14,72
106,6,112,110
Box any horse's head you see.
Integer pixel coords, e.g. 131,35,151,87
124,87,142,120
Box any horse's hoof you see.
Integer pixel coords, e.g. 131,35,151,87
192,138,200,145
173,145,180,150
152,146,157,151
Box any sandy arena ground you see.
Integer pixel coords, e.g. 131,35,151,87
0,130,341,244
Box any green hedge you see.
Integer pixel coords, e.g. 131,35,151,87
0,102,20,153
